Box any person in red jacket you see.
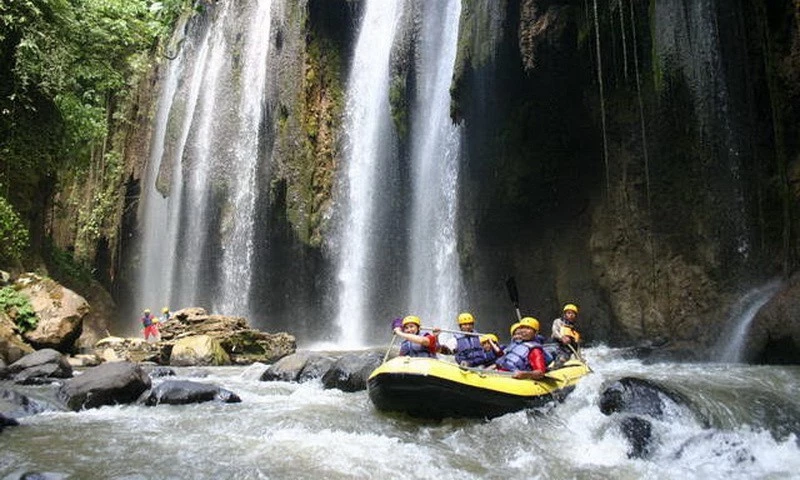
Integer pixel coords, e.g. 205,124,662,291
495,317,546,380
141,309,159,342
393,315,440,357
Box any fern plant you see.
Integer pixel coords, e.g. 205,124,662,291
0,286,38,333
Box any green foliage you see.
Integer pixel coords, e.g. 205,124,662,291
0,286,38,333
0,194,30,264
46,240,93,288
0,0,193,226
389,76,408,139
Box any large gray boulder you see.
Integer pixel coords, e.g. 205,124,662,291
1,388,58,418
1,348,72,384
0,413,18,433
321,351,383,392
600,377,707,459
142,380,241,406
58,361,151,411
261,351,336,382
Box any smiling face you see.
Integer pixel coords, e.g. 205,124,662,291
513,325,536,341
564,310,577,321
403,323,420,334
459,322,474,332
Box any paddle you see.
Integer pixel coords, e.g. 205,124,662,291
505,276,522,320
505,276,592,372
420,327,482,337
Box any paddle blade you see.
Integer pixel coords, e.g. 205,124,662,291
391,317,403,331
505,277,519,306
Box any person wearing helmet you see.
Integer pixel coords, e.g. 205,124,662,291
551,303,581,366
495,317,546,379
141,308,158,342
393,315,441,358
478,333,504,367
443,312,487,366
160,306,171,324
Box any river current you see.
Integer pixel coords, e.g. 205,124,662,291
2,346,799,480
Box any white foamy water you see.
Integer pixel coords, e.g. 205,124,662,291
2,349,799,479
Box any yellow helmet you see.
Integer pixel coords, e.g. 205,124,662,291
402,315,421,326
511,316,540,334
480,334,499,344
162,307,169,313
563,303,579,314
144,308,151,314
457,312,474,325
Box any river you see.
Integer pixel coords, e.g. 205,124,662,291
2,346,799,480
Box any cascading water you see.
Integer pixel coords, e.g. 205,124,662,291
3,349,799,478
334,0,404,347
592,0,611,199
216,1,273,315
136,0,275,322
135,22,189,332
407,0,464,325
654,0,751,258
716,279,782,362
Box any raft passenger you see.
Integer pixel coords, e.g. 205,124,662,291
442,312,487,366
495,317,546,380
551,303,581,366
477,333,504,367
394,316,440,358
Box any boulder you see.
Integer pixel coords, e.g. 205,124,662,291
159,308,296,364
600,377,708,460
619,416,653,459
298,355,337,382
142,380,241,406
1,348,72,383
1,388,57,418
0,311,34,365
321,351,383,392
58,361,151,411
16,274,89,353
144,366,176,378
67,354,101,368
0,413,19,432
74,280,115,353
748,274,800,364
599,377,703,422
170,335,231,366
261,351,322,382
93,336,163,364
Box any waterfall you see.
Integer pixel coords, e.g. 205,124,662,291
716,279,781,362
654,0,750,259
216,0,273,315
592,0,611,200
136,0,275,321
629,0,656,292
408,0,464,325
334,0,404,346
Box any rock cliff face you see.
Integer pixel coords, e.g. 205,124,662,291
39,0,800,361
450,0,800,360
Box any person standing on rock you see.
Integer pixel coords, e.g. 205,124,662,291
141,309,159,342
160,306,171,324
